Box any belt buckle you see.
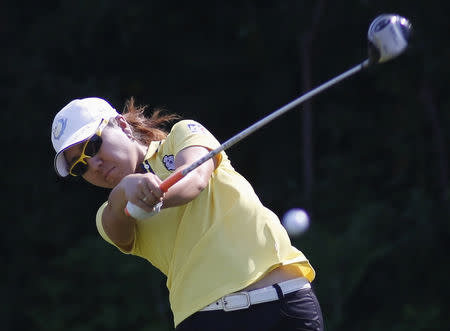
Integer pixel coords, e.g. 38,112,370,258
221,292,251,311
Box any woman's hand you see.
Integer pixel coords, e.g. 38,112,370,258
119,173,164,212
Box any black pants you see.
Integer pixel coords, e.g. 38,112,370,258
176,286,324,331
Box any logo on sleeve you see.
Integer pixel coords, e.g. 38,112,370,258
163,155,175,171
187,123,206,134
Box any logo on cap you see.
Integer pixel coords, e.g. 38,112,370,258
53,117,67,140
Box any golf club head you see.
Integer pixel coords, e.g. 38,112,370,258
368,14,412,65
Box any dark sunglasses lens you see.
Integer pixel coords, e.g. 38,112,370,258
85,135,102,156
71,162,88,176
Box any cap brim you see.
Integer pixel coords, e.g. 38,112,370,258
54,153,70,177
53,120,102,177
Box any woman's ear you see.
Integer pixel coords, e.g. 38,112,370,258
115,115,134,138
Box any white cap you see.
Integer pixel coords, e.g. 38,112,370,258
51,97,119,177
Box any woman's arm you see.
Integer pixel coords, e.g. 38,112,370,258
161,145,217,208
101,145,216,250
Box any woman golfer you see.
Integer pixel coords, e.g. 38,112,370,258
51,97,324,330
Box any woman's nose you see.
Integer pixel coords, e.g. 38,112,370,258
86,155,103,173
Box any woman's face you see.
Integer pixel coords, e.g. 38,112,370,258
64,117,142,188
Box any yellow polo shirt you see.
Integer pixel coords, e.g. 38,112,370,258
96,120,315,327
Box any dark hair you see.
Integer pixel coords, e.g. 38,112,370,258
122,97,180,145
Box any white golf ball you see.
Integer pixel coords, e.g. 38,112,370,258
282,209,310,236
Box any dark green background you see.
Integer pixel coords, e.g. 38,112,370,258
3,1,449,330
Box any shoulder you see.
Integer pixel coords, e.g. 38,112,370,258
169,120,209,135
167,119,215,144
163,119,221,155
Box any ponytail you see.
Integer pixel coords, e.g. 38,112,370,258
122,97,180,145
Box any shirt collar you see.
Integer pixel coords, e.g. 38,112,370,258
145,140,162,159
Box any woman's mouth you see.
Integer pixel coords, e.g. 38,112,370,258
105,167,115,182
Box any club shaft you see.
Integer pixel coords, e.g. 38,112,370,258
160,59,369,192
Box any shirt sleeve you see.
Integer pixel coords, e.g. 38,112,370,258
168,120,223,164
96,202,115,245
96,201,135,254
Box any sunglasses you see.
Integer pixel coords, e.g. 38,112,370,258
69,120,108,177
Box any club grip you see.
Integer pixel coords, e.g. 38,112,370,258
125,201,162,220
159,170,184,192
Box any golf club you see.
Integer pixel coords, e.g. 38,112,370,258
125,13,412,220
